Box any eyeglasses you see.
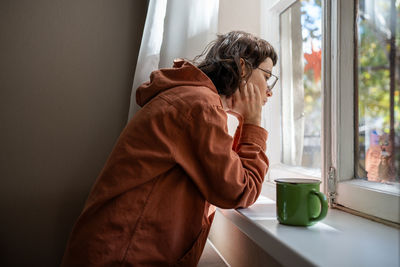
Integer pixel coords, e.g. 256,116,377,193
257,67,279,90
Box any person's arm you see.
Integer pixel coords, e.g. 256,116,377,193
223,81,263,152
174,83,268,209
174,104,268,209
229,111,243,152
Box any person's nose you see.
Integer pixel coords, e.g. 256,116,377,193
266,87,273,97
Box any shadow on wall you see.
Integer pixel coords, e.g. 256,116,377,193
0,0,148,265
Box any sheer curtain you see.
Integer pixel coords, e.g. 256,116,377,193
128,0,219,120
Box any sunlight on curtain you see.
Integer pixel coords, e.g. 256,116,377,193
187,1,219,39
128,0,167,119
158,0,219,68
128,0,219,120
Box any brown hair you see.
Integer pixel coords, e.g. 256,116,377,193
194,31,277,96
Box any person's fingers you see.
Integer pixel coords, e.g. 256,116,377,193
253,83,262,103
241,82,248,99
239,79,246,91
244,82,253,100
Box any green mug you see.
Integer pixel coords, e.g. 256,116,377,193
275,178,328,226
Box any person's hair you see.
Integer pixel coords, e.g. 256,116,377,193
194,31,277,96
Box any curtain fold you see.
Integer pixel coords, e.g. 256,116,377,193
128,0,168,120
128,0,219,120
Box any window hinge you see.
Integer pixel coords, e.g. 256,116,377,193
327,166,337,206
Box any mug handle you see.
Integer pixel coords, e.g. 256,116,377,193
310,190,328,223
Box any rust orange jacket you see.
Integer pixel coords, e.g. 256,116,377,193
61,60,269,266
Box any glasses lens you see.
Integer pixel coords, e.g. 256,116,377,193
267,76,277,89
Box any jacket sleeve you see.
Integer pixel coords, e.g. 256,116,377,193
174,104,269,209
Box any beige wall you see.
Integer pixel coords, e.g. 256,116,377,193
0,1,147,265
218,0,260,36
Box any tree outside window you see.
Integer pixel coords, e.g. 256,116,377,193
357,0,400,183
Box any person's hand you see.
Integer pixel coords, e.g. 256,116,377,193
221,81,263,126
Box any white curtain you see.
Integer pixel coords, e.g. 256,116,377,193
128,0,220,120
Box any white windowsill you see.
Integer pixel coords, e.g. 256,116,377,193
336,179,400,223
337,179,400,195
217,191,400,267
268,163,322,180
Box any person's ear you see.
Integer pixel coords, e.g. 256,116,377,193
239,58,248,78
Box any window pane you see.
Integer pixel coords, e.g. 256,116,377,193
357,0,400,183
280,0,322,169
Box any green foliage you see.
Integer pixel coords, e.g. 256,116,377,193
358,3,400,133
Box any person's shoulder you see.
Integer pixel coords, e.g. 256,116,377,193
163,84,221,109
156,84,223,123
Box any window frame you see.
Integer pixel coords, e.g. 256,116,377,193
261,0,400,224
330,0,400,224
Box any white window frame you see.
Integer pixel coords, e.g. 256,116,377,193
329,0,399,224
261,0,400,224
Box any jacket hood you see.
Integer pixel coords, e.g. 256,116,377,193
136,59,217,107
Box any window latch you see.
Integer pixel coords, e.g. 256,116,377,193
328,166,337,206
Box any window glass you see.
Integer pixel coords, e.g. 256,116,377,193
356,0,400,183
280,0,322,169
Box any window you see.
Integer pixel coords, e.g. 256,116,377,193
262,0,322,181
356,0,399,184
280,0,322,169
327,0,400,224
262,0,399,224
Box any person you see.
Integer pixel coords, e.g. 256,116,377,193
61,31,278,266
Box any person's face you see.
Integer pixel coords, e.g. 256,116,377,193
244,57,275,105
